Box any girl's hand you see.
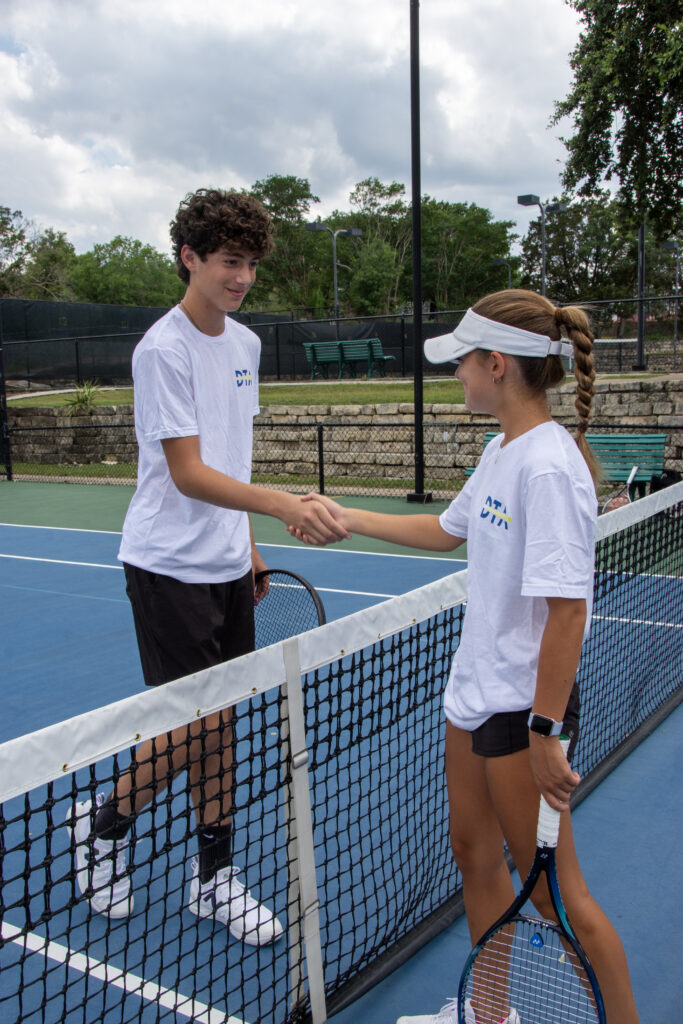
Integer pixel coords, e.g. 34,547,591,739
529,734,581,811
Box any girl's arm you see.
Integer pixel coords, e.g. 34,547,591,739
161,436,350,546
293,493,465,552
529,596,585,810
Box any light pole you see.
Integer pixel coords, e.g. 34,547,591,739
491,258,512,289
305,222,362,336
663,240,680,370
517,194,567,296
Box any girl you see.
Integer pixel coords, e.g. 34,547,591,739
296,290,640,1024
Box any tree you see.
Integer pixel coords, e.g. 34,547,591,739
247,174,323,312
70,236,184,306
0,206,32,296
346,237,400,316
553,1,683,237
22,228,77,301
420,199,516,310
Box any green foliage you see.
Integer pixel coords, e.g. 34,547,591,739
247,174,323,312
63,380,102,416
347,237,400,315
554,1,683,236
70,235,184,306
22,228,77,301
0,206,32,296
420,199,516,310
520,192,679,306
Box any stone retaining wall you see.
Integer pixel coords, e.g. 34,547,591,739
6,379,683,489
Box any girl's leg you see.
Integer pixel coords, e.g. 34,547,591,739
445,721,514,945
486,748,640,1024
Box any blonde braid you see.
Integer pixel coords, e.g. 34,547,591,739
554,305,602,485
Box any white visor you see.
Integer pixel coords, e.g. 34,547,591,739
423,308,574,364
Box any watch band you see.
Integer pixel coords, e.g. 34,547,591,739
527,712,564,737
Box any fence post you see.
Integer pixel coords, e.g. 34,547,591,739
317,424,325,495
0,322,13,481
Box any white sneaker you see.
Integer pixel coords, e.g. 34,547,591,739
67,793,133,919
187,858,284,946
397,998,519,1024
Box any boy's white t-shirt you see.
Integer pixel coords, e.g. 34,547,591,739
439,421,597,732
117,306,260,583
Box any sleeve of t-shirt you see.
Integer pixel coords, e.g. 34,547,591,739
134,345,199,443
521,471,595,597
439,478,473,538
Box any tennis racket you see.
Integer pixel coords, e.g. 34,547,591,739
601,464,639,514
253,569,326,649
457,740,606,1024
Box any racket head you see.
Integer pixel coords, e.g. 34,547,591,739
253,569,326,649
458,909,604,1024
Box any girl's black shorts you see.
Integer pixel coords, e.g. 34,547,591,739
470,682,580,760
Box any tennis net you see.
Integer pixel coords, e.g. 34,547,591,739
1,482,682,1024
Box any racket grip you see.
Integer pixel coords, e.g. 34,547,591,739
537,737,571,848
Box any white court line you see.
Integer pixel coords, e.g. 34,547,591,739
0,522,122,535
1,921,245,1024
0,553,122,570
0,553,399,599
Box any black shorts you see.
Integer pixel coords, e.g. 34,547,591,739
471,682,580,759
123,564,255,687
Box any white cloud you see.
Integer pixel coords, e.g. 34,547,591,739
0,0,582,253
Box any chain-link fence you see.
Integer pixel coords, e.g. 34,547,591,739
5,418,682,503
2,294,681,387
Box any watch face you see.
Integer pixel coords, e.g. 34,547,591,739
528,713,554,736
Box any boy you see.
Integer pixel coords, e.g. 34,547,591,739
68,188,347,945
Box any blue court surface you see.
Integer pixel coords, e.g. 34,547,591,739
1,519,682,1022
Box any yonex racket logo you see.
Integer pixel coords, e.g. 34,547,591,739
529,932,544,948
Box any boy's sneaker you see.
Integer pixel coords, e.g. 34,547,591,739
187,858,284,946
67,793,133,919
397,998,520,1024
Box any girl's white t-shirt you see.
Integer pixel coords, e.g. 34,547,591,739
117,306,260,583
439,421,597,731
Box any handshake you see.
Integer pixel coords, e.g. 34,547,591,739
284,493,353,547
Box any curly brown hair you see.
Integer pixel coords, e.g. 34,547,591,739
170,188,275,283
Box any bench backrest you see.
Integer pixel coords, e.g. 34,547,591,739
340,340,372,359
476,431,666,481
302,341,341,362
585,433,667,480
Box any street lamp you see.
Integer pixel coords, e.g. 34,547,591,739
517,194,567,296
306,222,363,335
491,258,512,289
663,239,680,370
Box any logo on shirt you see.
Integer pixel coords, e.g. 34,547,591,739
480,495,511,529
235,369,253,387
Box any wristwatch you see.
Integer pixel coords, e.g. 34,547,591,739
527,712,564,737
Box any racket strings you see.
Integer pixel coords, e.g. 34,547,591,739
464,918,600,1023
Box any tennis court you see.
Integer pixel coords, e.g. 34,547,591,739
1,481,682,1023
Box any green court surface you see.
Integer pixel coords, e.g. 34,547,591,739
0,481,464,558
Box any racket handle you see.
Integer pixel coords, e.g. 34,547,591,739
537,737,571,848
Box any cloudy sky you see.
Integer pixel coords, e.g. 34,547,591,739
0,0,584,256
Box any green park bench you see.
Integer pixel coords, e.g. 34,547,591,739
302,341,343,380
339,338,395,378
302,338,395,380
464,431,667,499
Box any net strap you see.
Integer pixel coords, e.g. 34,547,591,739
282,637,327,1024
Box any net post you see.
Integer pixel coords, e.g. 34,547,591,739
281,637,328,1024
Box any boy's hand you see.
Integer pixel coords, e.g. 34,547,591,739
280,493,350,545
287,493,352,545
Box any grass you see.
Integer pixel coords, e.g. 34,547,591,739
6,368,668,410
9,380,467,407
